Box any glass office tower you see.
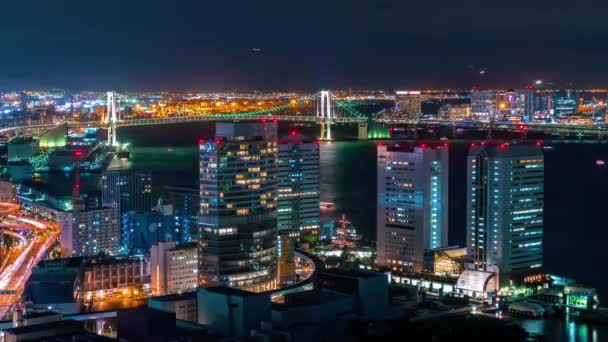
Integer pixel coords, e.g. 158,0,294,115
376,143,449,273
277,134,320,238
466,143,544,286
198,122,278,290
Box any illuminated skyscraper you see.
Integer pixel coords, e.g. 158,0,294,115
198,122,278,290
101,170,153,214
376,143,449,272
276,133,320,238
166,185,199,241
466,144,544,285
102,170,153,253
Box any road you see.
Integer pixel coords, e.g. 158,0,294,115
0,203,60,319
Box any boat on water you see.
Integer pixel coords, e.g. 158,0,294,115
117,145,130,160
331,214,362,248
320,201,335,211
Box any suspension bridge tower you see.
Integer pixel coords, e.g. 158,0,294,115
317,90,334,140
106,91,118,147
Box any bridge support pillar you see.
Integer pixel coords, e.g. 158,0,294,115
107,124,117,147
320,120,332,140
106,91,118,147
358,123,368,140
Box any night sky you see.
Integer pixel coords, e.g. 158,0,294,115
2,0,608,91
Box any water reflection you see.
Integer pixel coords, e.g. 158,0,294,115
513,312,605,341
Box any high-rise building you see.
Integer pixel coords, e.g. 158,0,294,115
121,204,188,253
552,90,578,117
101,170,153,213
72,206,120,257
150,241,198,295
101,170,153,253
166,185,199,241
277,134,320,238
198,122,278,290
466,143,544,286
394,91,422,119
376,143,449,272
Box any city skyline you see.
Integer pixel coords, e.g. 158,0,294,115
1,2,608,340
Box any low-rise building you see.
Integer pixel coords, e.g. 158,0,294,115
197,287,271,338
150,241,198,295
148,291,197,323
424,246,467,277
82,255,149,301
73,206,120,257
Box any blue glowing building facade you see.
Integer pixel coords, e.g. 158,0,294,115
376,143,449,272
276,134,320,239
466,144,544,285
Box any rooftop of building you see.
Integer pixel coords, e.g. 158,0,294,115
468,142,543,157
322,268,387,279
211,121,278,141
456,269,495,293
171,241,197,251
35,257,85,270
2,319,82,336
273,289,352,309
277,132,318,145
429,246,468,259
165,184,198,192
202,286,262,297
149,291,197,303
378,141,449,152
82,254,146,266
22,310,62,319
8,136,37,144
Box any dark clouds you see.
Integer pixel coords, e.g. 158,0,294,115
1,0,608,91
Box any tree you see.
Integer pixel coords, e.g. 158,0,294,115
2,232,14,256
